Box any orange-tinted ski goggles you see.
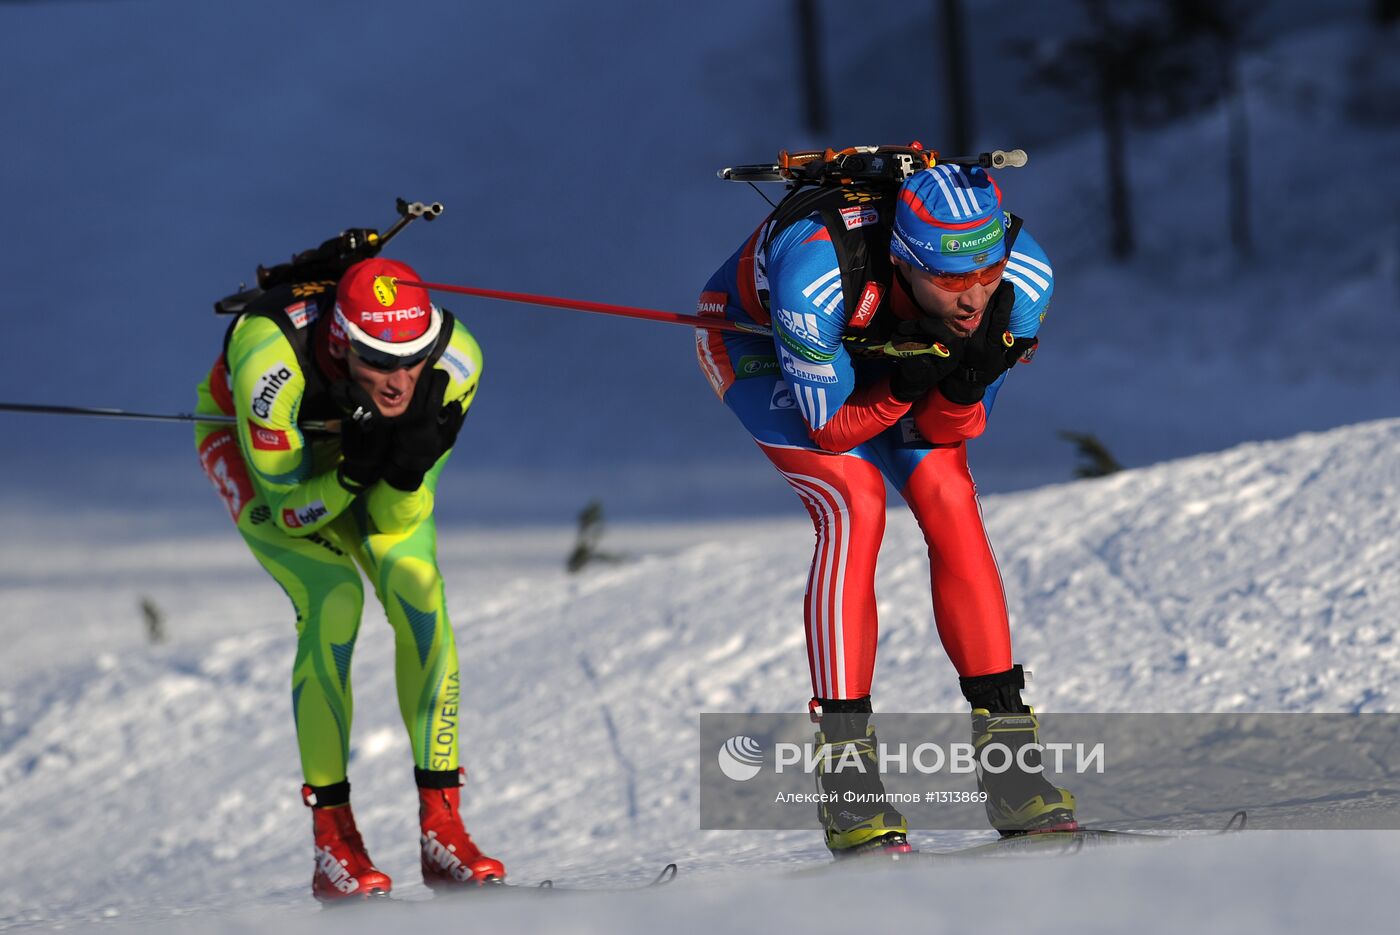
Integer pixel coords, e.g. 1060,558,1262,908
928,257,1008,293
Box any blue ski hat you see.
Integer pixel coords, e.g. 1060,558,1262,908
890,165,1008,274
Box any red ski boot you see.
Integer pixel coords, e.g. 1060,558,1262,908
303,783,392,901
417,768,505,888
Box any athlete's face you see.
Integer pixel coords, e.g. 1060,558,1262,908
893,256,1004,337
343,351,428,418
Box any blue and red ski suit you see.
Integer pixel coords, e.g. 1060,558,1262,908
696,208,1053,700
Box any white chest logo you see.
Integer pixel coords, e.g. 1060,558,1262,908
251,364,294,420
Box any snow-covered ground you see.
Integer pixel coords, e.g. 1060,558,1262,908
3,1,1399,931
2,419,1397,932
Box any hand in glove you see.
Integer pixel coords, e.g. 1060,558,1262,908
383,368,457,492
886,316,966,403
330,381,392,493
937,288,1037,406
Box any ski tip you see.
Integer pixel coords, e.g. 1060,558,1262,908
653,863,679,886
1222,810,1249,833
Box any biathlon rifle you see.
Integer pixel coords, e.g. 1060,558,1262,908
212,198,444,316
395,145,1031,359
0,199,445,431
719,142,1027,188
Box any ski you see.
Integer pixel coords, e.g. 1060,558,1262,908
317,863,677,906
897,827,1181,861
533,862,679,892
475,862,679,895
794,811,1247,874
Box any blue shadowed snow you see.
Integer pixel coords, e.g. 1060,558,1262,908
3,1,1396,532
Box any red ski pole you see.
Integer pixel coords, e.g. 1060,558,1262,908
394,279,769,338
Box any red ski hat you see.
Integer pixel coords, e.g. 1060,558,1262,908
331,257,442,369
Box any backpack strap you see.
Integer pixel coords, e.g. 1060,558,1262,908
1004,211,1024,252
761,183,899,329
220,283,337,420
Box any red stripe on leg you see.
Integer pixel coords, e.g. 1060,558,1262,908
900,445,1012,676
758,443,887,700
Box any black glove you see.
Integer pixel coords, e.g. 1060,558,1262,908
330,381,391,493
436,398,467,451
887,316,966,403
382,368,455,492
937,288,1037,405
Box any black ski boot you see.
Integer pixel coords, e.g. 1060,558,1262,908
959,666,1077,836
811,697,911,858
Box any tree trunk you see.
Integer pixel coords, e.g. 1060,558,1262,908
939,0,972,154
795,0,828,135
1099,61,1134,259
1084,0,1133,259
1223,40,1253,260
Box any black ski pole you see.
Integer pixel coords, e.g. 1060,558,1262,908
0,402,337,433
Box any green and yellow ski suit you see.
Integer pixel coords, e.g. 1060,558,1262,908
195,292,482,786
